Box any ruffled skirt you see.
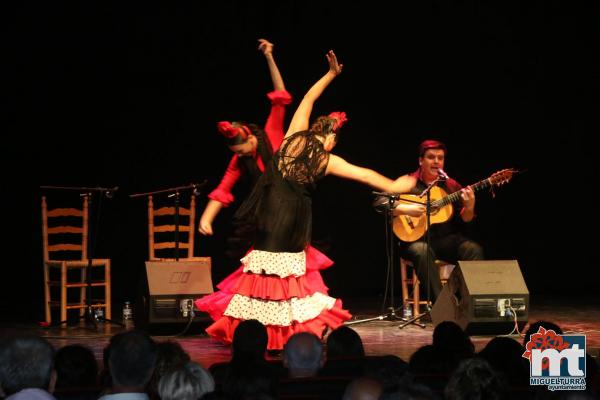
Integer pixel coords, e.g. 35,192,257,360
195,245,351,350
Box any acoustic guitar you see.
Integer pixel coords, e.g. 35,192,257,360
393,168,517,242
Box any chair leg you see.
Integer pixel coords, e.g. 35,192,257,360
400,259,409,306
61,262,67,323
80,268,86,317
105,261,111,320
44,264,51,323
412,272,420,317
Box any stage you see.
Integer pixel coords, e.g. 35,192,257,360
2,294,598,368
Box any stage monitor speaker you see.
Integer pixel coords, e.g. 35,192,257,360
139,258,214,325
430,260,529,335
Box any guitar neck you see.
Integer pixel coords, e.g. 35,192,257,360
433,178,492,208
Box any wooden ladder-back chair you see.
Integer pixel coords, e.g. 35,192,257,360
42,195,111,323
148,194,203,261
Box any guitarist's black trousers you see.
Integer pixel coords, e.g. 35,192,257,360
400,233,484,301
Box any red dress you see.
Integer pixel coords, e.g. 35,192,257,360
196,245,351,350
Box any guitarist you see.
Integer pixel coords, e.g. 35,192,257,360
394,139,484,301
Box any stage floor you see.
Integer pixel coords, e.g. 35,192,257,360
1,295,598,368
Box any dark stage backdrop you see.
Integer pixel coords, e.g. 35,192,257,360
3,1,599,322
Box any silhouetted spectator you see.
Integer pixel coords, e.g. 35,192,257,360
586,353,600,396
522,320,563,347
326,326,365,358
279,333,341,399
0,335,56,400
319,326,367,377
283,332,325,378
99,330,157,400
478,336,529,388
363,355,409,393
158,361,214,400
444,357,507,400
343,377,382,400
432,321,474,361
199,392,231,400
409,345,456,393
53,344,99,400
409,345,456,376
222,361,278,400
148,341,190,399
231,320,268,363
209,320,284,391
54,344,98,389
379,381,440,400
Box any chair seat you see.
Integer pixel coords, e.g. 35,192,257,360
45,259,111,268
47,281,108,288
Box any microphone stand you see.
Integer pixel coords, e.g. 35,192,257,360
398,176,443,329
130,182,206,335
345,192,405,326
130,181,206,261
40,185,123,329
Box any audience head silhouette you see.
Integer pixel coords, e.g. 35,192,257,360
445,357,507,400
54,344,98,389
158,361,214,400
343,377,382,400
283,332,325,378
232,319,268,362
0,335,55,396
106,330,157,391
479,336,529,388
432,321,474,359
522,320,563,347
326,326,365,358
148,340,191,399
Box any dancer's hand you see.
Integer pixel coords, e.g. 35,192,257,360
258,38,274,56
199,218,213,236
326,50,343,76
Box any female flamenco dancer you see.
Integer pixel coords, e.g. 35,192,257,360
198,38,292,263
196,50,418,350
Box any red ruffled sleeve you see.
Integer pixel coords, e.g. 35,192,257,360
264,90,292,152
208,155,241,206
267,90,292,105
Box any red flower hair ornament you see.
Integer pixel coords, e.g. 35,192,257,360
217,121,251,144
328,111,348,132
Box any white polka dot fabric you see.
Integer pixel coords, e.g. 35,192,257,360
241,249,306,278
223,292,336,326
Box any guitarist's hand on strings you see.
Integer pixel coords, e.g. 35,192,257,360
394,203,426,217
459,186,476,222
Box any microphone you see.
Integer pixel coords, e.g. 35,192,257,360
372,196,391,213
192,180,208,196
438,168,449,180
371,191,399,199
105,186,119,199
372,192,400,214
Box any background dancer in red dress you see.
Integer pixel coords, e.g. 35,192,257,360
198,38,292,263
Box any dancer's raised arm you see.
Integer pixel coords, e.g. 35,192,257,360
258,38,286,92
286,50,343,137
